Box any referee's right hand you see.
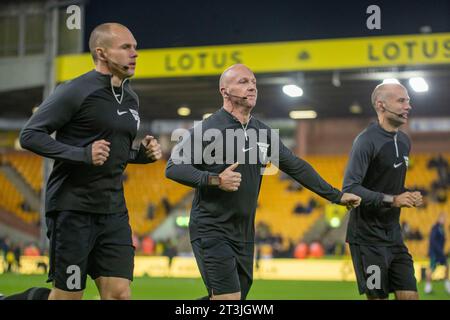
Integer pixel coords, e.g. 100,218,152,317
219,162,241,192
91,139,110,166
393,191,420,208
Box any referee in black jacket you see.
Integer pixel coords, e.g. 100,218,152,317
166,64,361,300
6,23,161,300
343,83,423,300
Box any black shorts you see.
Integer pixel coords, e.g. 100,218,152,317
191,237,254,299
349,243,417,299
46,210,135,292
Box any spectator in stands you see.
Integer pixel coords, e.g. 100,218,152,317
410,228,423,241
424,212,450,294
163,240,178,267
255,245,261,270
146,203,156,220
271,234,283,258
20,201,32,212
401,221,423,241
161,197,171,215
287,180,303,192
5,249,15,273
293,197,317,215
285,240,296,258
323,238,337,255
428,155,449,196
13,243,22,270
293,202,309,214
0,237,8,258
255,221,271,244
428,154,449,184
333,241,346,256
434,188,448,204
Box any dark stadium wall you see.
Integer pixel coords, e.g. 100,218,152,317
294,118,450,156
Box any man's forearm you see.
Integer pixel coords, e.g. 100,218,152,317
165,161,210,188
283,158,343,203
342,183,384,208
20,128,91,164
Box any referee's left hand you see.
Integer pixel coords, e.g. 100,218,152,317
142,135,162,161
339,193,362,210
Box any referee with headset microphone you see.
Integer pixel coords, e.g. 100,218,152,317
4,23,162,300
343,83,423,300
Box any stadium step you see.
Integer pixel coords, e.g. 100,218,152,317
0,164,40,212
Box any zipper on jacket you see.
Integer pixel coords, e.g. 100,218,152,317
394,134,399,158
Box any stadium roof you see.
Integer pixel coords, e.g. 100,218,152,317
0,0,449,121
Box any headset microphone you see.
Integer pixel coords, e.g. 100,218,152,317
226,92,247,100
383,106,404,118
109,59,129,71
99,50,130,71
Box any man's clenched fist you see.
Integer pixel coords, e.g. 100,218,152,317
142,135,162,161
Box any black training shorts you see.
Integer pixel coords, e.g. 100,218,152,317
46,210,134,292
349,243,417,299
191,237,254,299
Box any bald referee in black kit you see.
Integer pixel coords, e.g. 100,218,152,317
166,64,362,300
343,83,423,300
3,23,161,300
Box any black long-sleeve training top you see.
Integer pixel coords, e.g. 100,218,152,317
166,108,343,243
343,122,411,246
20,70,152,214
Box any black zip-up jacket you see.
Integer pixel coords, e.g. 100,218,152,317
343,122,411,246
166,108,343,243
20,70,152,214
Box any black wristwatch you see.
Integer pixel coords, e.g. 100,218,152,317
208,174,221,187
382,194,394,207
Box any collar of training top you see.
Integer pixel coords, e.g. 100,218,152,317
219,107,252,126
91,69,131,87
374,121,398,137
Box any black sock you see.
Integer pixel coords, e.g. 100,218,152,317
3,287,51,300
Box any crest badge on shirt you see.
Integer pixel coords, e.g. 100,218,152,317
257,142,270,162
129,109,140,130
403,156,409,168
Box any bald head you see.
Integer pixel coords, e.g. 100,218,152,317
88,23,130,62
219,64,253,89
371,83,407,109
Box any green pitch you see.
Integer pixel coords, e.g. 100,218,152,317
0,274,448,300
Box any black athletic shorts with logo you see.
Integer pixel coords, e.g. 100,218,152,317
45,210,135,292
349,243,417,299
191,237,254,299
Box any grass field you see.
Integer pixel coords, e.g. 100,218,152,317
0,274,449,300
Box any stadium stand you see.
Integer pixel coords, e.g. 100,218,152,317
3,151,43,193
256,155,348,243
123,160,191,235
1,151,449,257
0,171,39,224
